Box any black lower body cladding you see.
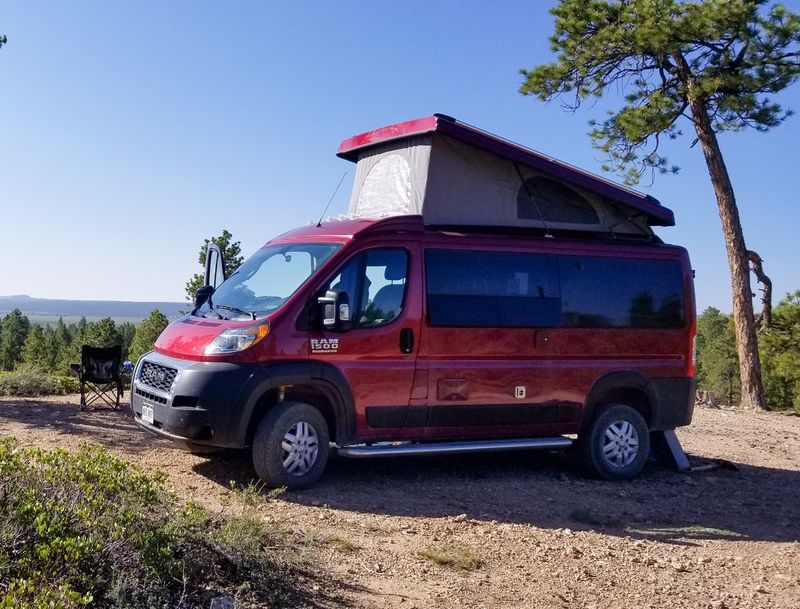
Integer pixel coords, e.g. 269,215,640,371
648,377,696,429
131,351,280,448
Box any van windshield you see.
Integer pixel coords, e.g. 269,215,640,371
196,242,341,320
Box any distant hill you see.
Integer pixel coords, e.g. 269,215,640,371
0,295,186,324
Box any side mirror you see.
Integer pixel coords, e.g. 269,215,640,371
205,243,226,289
195,285,214,309
318,289,351,331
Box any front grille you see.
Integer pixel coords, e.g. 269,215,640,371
139,361,177,393
134,387,167,405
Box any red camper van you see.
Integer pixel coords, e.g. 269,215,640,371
131,115,696,489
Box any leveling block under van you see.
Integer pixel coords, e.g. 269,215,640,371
132,115,696,489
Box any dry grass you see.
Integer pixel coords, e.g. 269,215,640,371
328,535,360,552
419,544,482,570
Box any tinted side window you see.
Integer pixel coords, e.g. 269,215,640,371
323,248,409,329
360,249,408,327
560,256,684,328
426,250,561,327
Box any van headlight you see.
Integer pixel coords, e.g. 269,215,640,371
204,321,270,355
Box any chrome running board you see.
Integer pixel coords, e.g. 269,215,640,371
337,437,573,458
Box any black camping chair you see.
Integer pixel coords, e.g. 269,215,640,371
70,345,124,410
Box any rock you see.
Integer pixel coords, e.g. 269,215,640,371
710,600,727,609
753,584,768,593
452,513,468,523
210,597,234,609
565,545,583,558
671,560,688,572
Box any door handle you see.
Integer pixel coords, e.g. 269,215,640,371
400,328,414,354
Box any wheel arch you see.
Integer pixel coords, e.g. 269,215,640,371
581,371,657,434
237,361,356,447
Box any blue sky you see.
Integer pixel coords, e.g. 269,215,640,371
1,1,798,312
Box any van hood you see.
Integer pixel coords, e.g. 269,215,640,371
154,316,246,360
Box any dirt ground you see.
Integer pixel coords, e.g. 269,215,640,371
0,396,798,609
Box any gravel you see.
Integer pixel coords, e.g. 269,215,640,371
1,396,798,609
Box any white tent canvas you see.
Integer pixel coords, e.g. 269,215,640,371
339,116,674,237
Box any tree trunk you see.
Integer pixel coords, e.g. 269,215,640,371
688,100,769,411
746,250,772,328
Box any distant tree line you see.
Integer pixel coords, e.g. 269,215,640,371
697,291,800,410
3,289,799,409
0,309,169,374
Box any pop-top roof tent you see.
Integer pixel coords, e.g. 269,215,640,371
337,114,674,237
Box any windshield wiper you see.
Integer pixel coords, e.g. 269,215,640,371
215,304,257,320
202,296,222,319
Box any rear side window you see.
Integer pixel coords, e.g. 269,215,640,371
424,249,685,329
560,256,684,328
425,250,561,327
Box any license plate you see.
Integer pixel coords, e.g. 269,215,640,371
142,403,154,425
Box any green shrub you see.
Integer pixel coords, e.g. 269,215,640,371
0,368,79,397
0,438,288,608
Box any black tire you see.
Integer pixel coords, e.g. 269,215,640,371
580,403,649,481
252,401,330,490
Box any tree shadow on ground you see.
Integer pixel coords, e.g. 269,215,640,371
0,397,169,452
194,448,800,545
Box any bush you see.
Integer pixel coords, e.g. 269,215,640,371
419,543,482,570
0,369,80,397
0,439,289,608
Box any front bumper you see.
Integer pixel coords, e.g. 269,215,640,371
130,351,258,448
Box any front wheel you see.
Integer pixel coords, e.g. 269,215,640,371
252,401,330,490
580,404,649,480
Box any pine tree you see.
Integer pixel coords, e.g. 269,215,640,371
520,0,800,410
128,310,170,364
0,309,31,371
21,325,49,370
696,307,740,406
83,317,121,349
41,324,62,372
184,230,245,303
760,291,800,410
118,322,137,360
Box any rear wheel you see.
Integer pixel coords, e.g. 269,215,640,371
581,403,649,480
252,401,330,490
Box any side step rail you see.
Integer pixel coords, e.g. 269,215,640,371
337,437,573,459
